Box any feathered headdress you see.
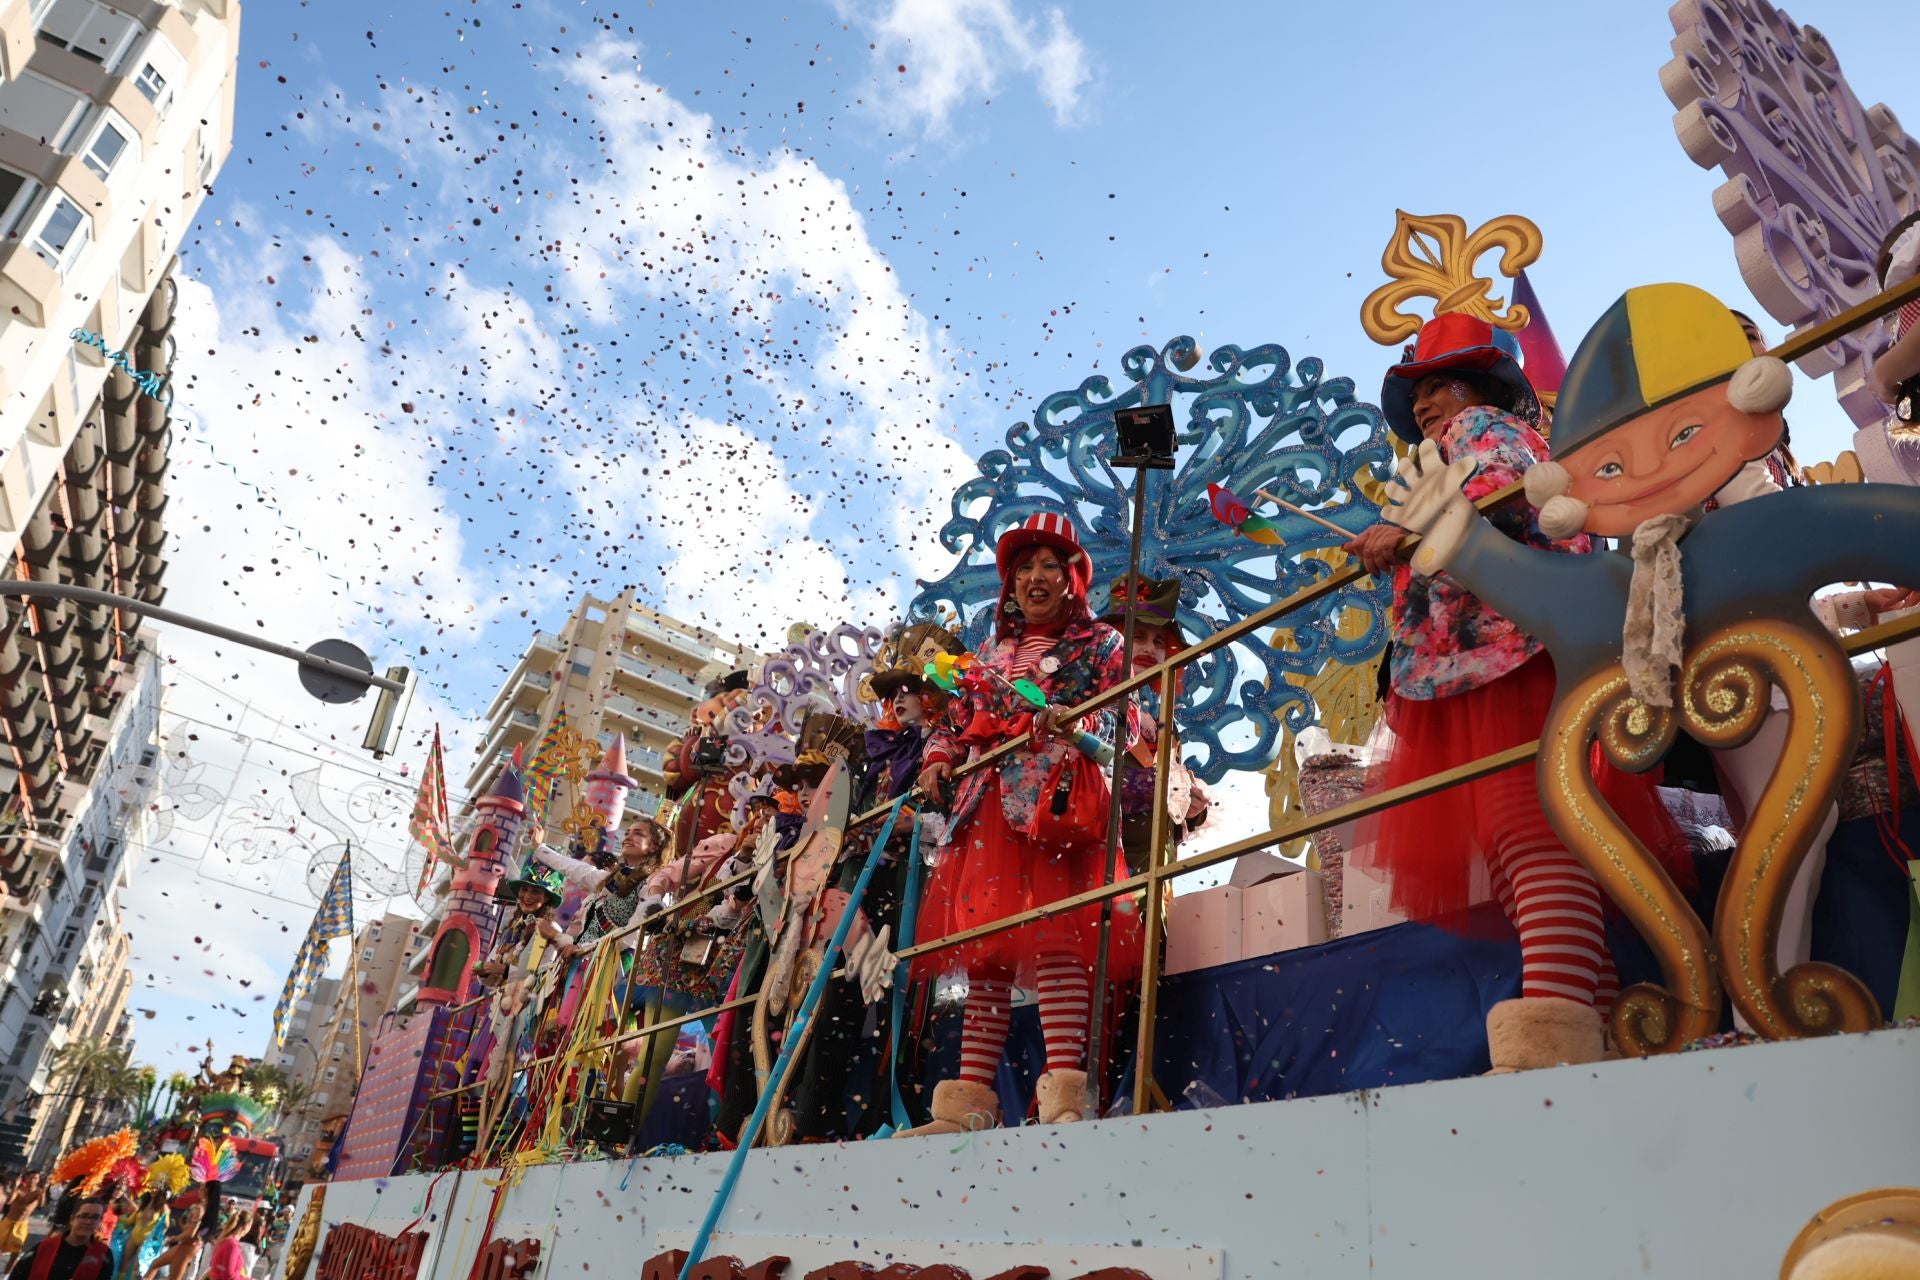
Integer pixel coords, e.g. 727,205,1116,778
104,1157,148,1198
147,1154,190,1195
51,1130,138,1196
189,1138,238,1184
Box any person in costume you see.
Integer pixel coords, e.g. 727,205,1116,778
609,811,760,1139
469,859,568,1144
790,620,966,1140
1383,282,1920,1043
137,1205,199,1280
710,718,866,1143
663,670,751,852
10,1200,112,1280
903,514,1141,1137
532,811,673,1025
1098,577,1211,875
1339,314,1690,1072
0,1175,47,1273
111,1192,167,1280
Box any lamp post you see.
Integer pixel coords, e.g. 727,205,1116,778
1084,403,1178,1116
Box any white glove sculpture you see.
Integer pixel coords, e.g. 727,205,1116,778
842,923,896,1006
1384,439,1479,576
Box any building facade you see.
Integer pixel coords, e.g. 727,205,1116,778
0,639,162,1163
275,913,412,1174
464,589,750,827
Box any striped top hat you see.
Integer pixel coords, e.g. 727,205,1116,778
994,512,1092,594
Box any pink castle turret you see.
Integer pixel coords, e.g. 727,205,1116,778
582,733,637,838
417,749,527,1007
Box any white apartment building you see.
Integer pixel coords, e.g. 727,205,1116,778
0,0,238,1166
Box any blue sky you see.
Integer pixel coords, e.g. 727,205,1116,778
112,0,1909,1078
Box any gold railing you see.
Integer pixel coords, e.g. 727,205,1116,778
431,273,1920,1160
427,554,1920,1159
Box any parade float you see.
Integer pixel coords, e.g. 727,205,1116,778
280,3,1920,1276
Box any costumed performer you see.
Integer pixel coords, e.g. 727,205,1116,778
710,716,866,1143
110,1193,167,1280
614,810,760,1139
790,620,966,1139
903,514,1141,1137
470,858,568,1147
0,1176,47,1273
663,670,751,852
1339,313,1689,1072
1097,576,1211,875
533,811,673,1029
1382,282,1920,1043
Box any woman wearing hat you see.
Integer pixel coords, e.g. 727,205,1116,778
1340,313,1686,1071
791,621,965,1139
1098,576,1210,874
902,513,1139,1136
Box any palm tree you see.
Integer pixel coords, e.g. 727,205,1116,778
269,1080,315,1138
46,1038,147,1146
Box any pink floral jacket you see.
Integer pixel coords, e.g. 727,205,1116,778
922,617,1138,842
1390,406,1592,700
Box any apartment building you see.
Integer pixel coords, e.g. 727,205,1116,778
0,640,161,1163
463,589,750,825
0,0,237,1164
279,913,413,1174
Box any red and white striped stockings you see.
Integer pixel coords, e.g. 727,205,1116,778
1483,770,1618,1012
955,958,1094,1087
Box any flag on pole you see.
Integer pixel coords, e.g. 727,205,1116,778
409,727,456,893
524,708,569,814
271,845,355,1047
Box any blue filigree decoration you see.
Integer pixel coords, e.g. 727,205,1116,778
910,336,1393,783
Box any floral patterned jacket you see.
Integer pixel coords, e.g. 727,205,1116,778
1389,406,1592,700
922,617,1138,843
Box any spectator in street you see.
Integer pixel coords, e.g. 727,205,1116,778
0,1174,48,1273
203,1212,249,1280
6,1197,113,1280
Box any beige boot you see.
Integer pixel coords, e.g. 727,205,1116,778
892,1079,999,1139
1485,997,1605,1074
1034,1069,1089,1125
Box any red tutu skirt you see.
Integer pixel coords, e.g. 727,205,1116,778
1351,653,1693,926
913,776,1143,984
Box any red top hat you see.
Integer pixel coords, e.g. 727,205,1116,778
1380,312,1538,443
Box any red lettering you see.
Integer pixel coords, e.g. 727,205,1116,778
878,1267,982,1280
981,1271,1049,1280
742,1260,791,1280
640,1251,688,1280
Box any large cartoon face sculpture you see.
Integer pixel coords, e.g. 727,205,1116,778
1525,284,1793,538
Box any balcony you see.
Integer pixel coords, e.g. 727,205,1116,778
625,613,733,666
614,653,700,701
629,745,665,777
601,694,688,740
529,630,562,654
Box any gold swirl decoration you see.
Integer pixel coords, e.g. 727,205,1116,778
1682,621,1880,1039
1779,1187,1920,1279
1539,669,1719,1054
284,1185,326,1280
1359,211,1544,345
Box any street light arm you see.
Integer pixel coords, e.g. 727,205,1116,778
0,580,406,694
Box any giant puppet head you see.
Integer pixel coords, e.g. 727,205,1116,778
1520,283,1794,538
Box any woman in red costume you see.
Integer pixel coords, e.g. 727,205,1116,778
904,514,1138,1136
1341,316,1688,1072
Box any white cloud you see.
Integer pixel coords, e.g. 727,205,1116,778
842,0,1094,134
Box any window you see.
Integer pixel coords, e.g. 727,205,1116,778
312,1091,329,1107
0,74,86,146
37,0,140,73
329,1043,342,1061
30,194,90,275
0,168,36,239
134,62,167,106
80,118,131,180
321,1066,336,1083
359,948,373,964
